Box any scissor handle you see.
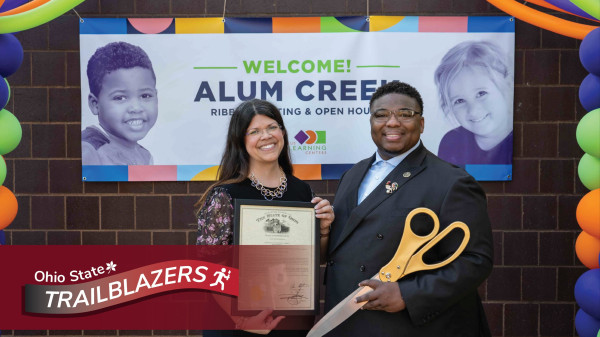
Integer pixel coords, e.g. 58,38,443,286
402,221,470,277
378,207,440,282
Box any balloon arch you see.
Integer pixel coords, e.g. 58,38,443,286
0,0,85,237
486,0,600,335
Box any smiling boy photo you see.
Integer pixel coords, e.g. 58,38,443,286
82,41,158,165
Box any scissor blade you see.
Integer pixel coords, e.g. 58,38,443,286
307,275,377,337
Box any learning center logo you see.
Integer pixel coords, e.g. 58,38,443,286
292,130,326,155
294,130,326,145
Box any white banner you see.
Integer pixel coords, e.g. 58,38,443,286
80,16,514,181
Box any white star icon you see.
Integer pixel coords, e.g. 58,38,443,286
106,261,117,273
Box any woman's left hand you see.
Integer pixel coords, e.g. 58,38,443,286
312,196,335,234
234,308,285,334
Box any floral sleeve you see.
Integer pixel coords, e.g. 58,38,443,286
196,187,234,245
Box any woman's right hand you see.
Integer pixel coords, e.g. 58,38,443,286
312,196,335,237
234,308,285,334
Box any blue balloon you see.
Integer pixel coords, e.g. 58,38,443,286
577,309,600,337
0,0,29,13
0,229,4,245
0,34,23,78
0,76,8,110
575,269,600,319
580,73,600,112
580,28,600,77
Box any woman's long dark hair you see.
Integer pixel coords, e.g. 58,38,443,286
194,99,293,212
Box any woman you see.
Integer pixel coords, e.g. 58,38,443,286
434,40,513,167
195,99,334,336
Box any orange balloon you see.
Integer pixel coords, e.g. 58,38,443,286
0,185,17,230
576,231,600,269
577,188,600,239
0,0,51,16
0,1,5,10
487,0,598,39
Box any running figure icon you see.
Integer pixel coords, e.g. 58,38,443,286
210,267,231,291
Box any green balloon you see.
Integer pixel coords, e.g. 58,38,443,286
0,155,5,186
0,109,22,155
571,0,600,20
577,108,600,158
0,0,86,34
578,153,600,190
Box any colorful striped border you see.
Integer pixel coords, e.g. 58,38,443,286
465,164,512,181
80,16,514,34
82,165,128,181
82,164,512,181
129,165,177,181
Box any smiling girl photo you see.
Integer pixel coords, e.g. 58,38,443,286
434,40,513,167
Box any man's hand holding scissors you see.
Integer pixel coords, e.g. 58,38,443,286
307,208,471,337
355,280,406,312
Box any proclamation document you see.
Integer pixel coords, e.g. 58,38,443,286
233,200,318,315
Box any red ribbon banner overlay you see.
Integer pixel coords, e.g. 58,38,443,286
0,245,314,329
24,260,239,314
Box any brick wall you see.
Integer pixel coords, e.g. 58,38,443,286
1,0,588,336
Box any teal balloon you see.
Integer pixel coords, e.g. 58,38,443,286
577,108,600,158
0,109,21,155
579,153,600,190
0,155,5,186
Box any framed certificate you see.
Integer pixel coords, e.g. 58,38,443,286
233,199,319,316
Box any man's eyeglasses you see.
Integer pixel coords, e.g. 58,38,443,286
246,124,282,137
371,108,422,123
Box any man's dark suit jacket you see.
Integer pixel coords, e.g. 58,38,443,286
324,143,493,336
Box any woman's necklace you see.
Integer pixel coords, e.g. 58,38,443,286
249,169,288,201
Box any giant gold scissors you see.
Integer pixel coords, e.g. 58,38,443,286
307,207,470,337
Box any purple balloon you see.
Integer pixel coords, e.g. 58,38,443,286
576,309,600,337
580,28,600,76
0,34,23,78
575,269,600,319
0,76,8,110
0,0,29,13
580,73,600,111
544,0,598,21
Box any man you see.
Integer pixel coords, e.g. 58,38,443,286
322,82,493,336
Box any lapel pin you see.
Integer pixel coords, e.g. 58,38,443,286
403,172,411,178
385,181,398,194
